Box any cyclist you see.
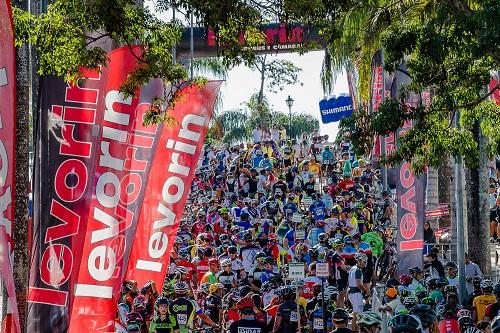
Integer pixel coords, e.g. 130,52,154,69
409,304,437,333
357,311,383,333
408,267,426,293
348,253,369,331
167,281,218,333
149,296,178,333
229,297,269,333
272,286,302,333
331,308,353,333
473,279,496,322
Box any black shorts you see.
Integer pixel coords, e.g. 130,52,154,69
491,210,498,222
336,278,348,291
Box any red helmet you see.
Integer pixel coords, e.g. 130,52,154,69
236,297,255,312
268,233,278,241
399,274,413,286
208,258,220,267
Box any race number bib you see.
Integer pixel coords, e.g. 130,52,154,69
335,233,343,239
290,311,298,322
313,318,324,330
176,314,187,325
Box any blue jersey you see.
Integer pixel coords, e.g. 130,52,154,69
309,306,332,333
284,229,295,247
252,156,264,168
309,200,326,221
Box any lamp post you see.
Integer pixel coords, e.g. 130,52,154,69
285,95,294,139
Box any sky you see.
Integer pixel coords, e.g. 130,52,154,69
145,1,350,137
215,52,349,138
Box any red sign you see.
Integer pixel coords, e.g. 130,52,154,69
125,81,221,288
425,209,450,218
0,0,20,332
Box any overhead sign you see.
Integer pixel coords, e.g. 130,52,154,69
425,209,450,218
177,23,325,58
319,95,354,123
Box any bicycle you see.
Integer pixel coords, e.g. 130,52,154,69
375,239,398,281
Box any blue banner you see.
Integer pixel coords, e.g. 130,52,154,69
319,95,353,123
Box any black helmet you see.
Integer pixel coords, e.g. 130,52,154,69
410,304,436,328
155,296,169,307
388,314,422,333
255,251,267,260
472,276,483,288
242,231,253,242
228,245,238,254
332,308,350,322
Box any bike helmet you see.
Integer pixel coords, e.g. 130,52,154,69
174,236,182,244
421,297,435,307
399,274,413,286
409,266,423,275
472,276,483,288
236,297,254,314
358,311,382,327
457,309,472,318
481,279,494,290
318,233,328,242
280,286,295,298
221,258,231,267
162,282,174,296
403,296,418,307
388,314,422,333
133,295,146,310
126,311,143,324
174,281,189,294
397,286,412,298
425,277,438,289
444,285,457,294
178,249,189,260
325,286,339,298
415,290,428,300
175,266,189,275
355,252,368,263
219,234,230,242
492,315,500,333
242,231,253,242
343,235,353,244
255,251,267,261
126,322,141,332
332,308,350,322
209,283,224,294
409,304,436,328
199,282,211,294
155,296,169,307
458,316,474,329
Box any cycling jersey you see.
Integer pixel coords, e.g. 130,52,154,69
473,294,496,321
149,315,178,333
167,297,201,333
229,318,269,333
309,305,332,333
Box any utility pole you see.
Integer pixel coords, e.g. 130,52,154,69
454,111,467,303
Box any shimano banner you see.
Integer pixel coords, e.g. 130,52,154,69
318,95,353,123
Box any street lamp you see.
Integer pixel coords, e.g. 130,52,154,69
285,95,294,139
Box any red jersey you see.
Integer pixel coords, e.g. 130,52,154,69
176,259,196,280
196,258,210,282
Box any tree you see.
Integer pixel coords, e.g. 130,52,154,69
334,0,500,272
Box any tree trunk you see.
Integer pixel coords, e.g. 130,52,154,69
12,0,36,330
465,121,491,275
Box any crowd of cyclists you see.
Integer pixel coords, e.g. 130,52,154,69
115,130,500,333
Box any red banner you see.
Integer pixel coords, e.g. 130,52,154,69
0,1,19,332
125,81,221,288
67,47,165,332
